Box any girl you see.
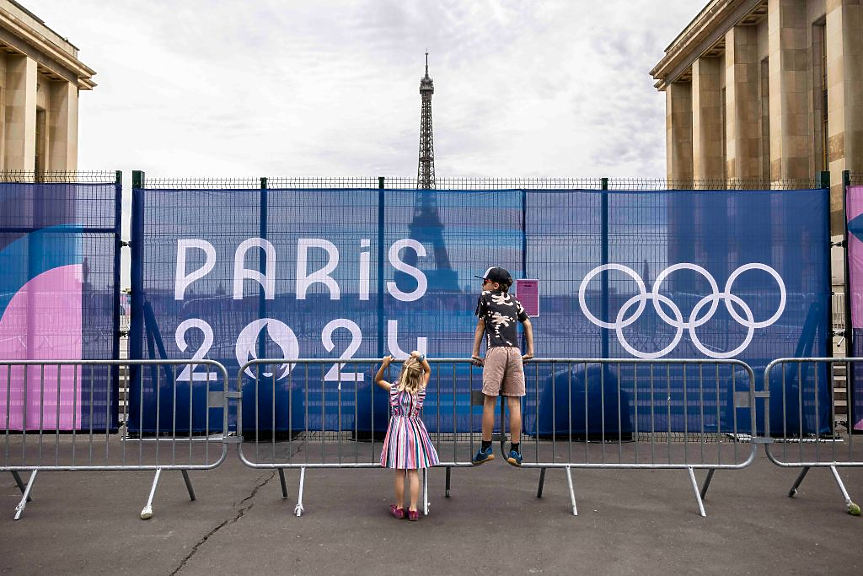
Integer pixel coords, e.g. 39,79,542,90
375,351,439,521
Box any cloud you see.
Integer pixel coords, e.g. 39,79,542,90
27,0,699,178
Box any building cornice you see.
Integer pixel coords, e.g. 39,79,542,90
650,0,763,91
0,6,96,90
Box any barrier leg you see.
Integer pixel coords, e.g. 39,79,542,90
788,467,810,498
181,470,196,502
423,468,429,516
13,470,37,521
564,466,577,516
294,467,306,517
687,467,707,517
537,468,547,499
140,468,162,520
700,468,715,500
445,466,451,498
829,465,861,516
278,468,288,499
10,471,32,502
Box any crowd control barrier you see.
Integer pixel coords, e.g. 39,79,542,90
1,359,231,520
236,358,487,516
515,359,758,517
763,358,862,515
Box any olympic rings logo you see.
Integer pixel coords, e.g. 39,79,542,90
578,263,786,359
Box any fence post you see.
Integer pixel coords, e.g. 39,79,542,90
819,171,834,358
259,177,268,363
112,170,123,427
601,177,609,360
377,176,385,357
130,171,145,363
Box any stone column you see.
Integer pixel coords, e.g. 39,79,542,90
666,81,693,185
4,54,37,171
692,57,724,184
767,0,812,183
827,0,863,233
48,81,78,171
725,25,761,182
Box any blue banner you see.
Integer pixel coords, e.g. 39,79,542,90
130,187,831,436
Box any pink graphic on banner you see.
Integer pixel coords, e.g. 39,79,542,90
0,265,82,430
846,186,863,328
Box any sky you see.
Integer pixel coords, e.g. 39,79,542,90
25,0,701,180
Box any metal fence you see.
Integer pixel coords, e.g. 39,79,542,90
763,358,862,516
1,359,230,520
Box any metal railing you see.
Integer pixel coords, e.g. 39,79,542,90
235,358,482,516
1,359,231,520
517,359,758,516
763,358,862,516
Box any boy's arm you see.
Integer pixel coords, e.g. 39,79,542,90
374,356,393,390
471,319,485,365
521,318,534,361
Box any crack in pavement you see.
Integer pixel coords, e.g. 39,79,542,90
170,470,275,575
171,443,303,575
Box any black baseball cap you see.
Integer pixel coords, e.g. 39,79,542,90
475,266,512,285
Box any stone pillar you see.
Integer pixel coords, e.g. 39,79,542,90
767,0,812,182
725,25,761,181
48,82,78,171
666,81,693,185
692,57,724,184
4,54,37,171
827,0,863,233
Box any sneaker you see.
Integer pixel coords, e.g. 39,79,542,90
390,504,405,519
506,449,523,467
407,509,420,521
472,445,495,465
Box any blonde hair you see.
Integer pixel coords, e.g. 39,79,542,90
397,358,425,395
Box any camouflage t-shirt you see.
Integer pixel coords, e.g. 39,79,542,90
475,290,529,348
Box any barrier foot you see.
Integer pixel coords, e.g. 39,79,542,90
537,468,547,499
687,467,706,517
294,467,305,517
423,468,429,516
565,466,577,516
10,471,32,502
141,468,162,520
445,466,451,498
181,470,196,502
789,467,810,498
13,470,37,521
829,465,861,516
278,468,288,499
700,468,715,500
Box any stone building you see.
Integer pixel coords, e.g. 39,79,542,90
651,0,862,234
0,0,95,173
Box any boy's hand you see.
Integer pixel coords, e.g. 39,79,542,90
470,354,484,367
522,352,534,362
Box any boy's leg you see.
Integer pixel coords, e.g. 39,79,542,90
506,396,522,444
482,394,497,442
394,470,405,508
407,470,420,511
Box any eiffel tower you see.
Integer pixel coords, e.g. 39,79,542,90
401,53,459,292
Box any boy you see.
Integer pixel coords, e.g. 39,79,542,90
471,266,534,466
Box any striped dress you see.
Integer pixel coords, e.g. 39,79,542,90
380,385,439,469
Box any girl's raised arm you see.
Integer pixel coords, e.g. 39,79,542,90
374,356,394,390
411,351,431,387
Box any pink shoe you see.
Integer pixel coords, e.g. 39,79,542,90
390,504,405,519
407,509,420,521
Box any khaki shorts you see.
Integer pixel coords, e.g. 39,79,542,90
482,347,525,397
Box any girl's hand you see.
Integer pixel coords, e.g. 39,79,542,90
382,355,393,365
410,351,421,358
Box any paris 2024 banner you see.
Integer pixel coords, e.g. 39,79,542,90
130,187,831,436
845,185,863,433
